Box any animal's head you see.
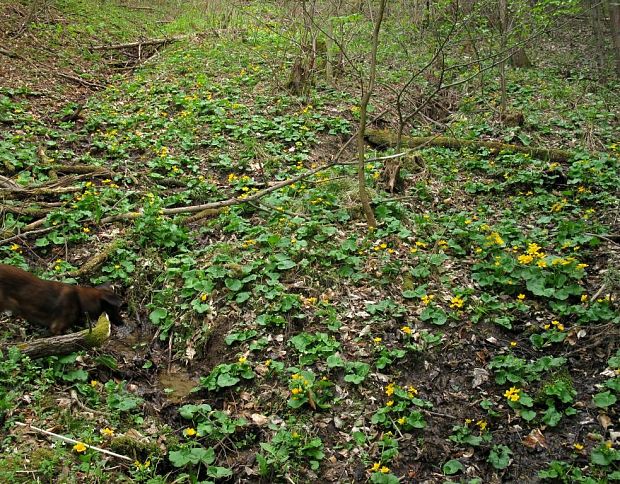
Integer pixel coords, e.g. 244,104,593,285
78,286,124,325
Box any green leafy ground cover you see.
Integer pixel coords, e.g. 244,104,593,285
0,1,619,482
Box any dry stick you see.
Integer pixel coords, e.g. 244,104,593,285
0,175,25,191
13,422,133,462
55,72,105,90
0,226,54,245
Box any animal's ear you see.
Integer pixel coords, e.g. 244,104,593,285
100,291,122,308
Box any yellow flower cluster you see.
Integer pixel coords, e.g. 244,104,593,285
370,462,390,473
450,296,464,309
421,294,434,305
487,232,505,246
290,373,311,399
504,387,521,402
543,320,565,331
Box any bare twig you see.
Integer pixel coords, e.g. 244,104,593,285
13,422,132,461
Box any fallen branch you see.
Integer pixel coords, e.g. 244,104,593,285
365,129,574,163
98,159,345,224
13,421,132,461
92,34,191,51
55,72,105,90
50,164,115,177
0,47,21,59
0,175,25,191
6,313,111,359
0,226,54,245
0,185,81,199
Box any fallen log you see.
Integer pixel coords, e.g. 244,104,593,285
69,239,124,277
365,129,574,163
7,313,111,359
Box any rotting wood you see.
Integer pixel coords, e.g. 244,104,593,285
5,313,111,359
365,129,574,162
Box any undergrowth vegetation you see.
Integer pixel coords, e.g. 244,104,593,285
0,0,618,482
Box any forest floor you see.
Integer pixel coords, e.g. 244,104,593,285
0,1,619,483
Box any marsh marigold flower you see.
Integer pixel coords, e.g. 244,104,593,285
73,442,87,453
504,387,521,402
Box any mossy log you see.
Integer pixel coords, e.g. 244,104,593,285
8,313,111,359
365,129,573,162
69,239,124,277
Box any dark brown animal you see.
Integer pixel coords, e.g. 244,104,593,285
0,264,123,335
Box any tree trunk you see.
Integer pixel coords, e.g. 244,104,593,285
608,0,620,77
498,0,508,114
356,0,387,229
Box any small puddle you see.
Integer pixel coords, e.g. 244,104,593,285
158,370,198,403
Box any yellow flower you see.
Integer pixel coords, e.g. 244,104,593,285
401,326,412,335
518,254,534,264
100,427,114,437
73,442,87,453
476,420,487,431
371,462,381,472
200,293,207,302
380,466,390,474
576,263,588,269
397,417,406,425
517,294,525,300
581,294,588,303
465,418,472,424
537,259,547,268
504,387,521,402
421,295,434,305
238,356,247,364
291,373,300,380
510,341,517,347
557,323,565,331
90,380,99,387
373,337,382,344
385,383,395,396
291,387,302,395
574,443,584,450
450,296,464,309
487,232,505,246
407,385,418,396
9,243,20,251
386,400,394,407
184,428,197,437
